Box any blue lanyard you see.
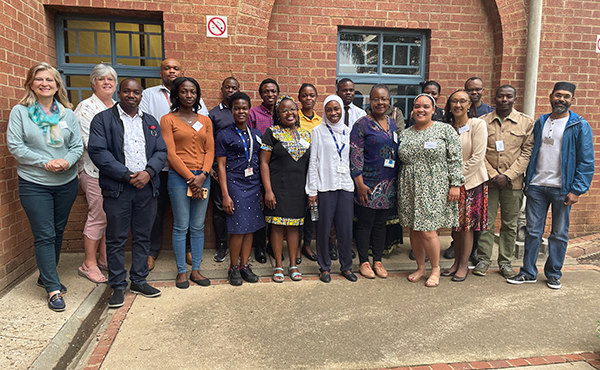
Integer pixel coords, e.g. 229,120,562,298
326,124,345,162
235,126,253,167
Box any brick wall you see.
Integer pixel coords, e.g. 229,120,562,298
0,0,599,292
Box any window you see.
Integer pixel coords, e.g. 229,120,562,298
337,29,427,123
56,15,164,106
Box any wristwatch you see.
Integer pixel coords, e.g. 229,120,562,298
201,170,209,177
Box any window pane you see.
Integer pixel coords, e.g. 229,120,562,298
148,35,162,58
97,32,111,55
65,20,110,30
394,46,408,66
144,24,162,33
410,45,420,66
338,33,379,75
382,67,420,75
383,35,418,44
78,32,97,55
115,33,131,56
382,45,394,66
115,23,140,32
66,75,93,107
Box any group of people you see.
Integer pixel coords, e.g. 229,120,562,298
7,58,594,312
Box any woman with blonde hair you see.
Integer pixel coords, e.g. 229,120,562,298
7,63,83,311
74,64,118,284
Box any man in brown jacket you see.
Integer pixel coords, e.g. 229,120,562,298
474,85,534,278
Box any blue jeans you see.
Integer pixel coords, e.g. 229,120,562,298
521,185,571,280
18,177,79,293
168,170,210,273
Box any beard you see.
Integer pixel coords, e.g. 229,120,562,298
551,101,570,114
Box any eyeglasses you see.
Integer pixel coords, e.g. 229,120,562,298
371,98,390,103
450,99,470,105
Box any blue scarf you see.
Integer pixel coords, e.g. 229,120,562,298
27,100,64,148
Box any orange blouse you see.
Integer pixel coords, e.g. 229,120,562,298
160,113,214,180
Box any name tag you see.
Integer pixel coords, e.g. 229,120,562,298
59,121,68,129
543,137,555,146
496,140,505,152
244,167,254,177
458,125,470,134
337,165,347,174
384,159,395,168
192,121,203,132
424,141,437,149
299,138,310,148
256,135,262,145
393,132,398,143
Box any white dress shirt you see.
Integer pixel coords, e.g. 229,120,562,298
74,93,115,178
305,122,355,196
117,104,147,173
344,103,367,131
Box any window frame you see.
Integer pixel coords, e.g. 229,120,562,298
336,28,427,86
55,14,164,78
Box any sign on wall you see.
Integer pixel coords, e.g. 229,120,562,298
597,35,600,53
207,16,228,38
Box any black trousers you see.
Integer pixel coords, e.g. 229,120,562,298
355,205,391,264
316,190,354,272
104,183,156,290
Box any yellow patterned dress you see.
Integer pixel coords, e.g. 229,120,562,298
261,125,311,226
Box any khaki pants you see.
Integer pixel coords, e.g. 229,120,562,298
477,187,523,265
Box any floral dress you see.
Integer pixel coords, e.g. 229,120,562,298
397,122,464,231
261,125,311,225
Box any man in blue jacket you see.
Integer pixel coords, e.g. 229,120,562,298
507,81,594,289
89,79,167,307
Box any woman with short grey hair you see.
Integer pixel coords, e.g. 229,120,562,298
73,64,118,284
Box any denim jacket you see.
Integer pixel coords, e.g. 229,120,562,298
88,104,167,198
525,110,594,196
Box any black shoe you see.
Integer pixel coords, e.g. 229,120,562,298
408,250,429,262
130,282,161,298
295,257,302,265
214,245,228,263
108,289,125,308
37,277,67,294
47,292,66,312
255,248,267,264
239,264,259,283
190,275,211,286
329,242,338,261
301,248,318,262
506,273,537,285
469,249,480,265
319,271,331,283
228,266,243,286
341,270,358,282
351,250,356,259
175,279,189,289
443,243,455,259
546,276,562,290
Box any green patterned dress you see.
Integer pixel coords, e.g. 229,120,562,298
397,122,464,231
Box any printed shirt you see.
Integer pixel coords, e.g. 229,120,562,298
117,104,147,173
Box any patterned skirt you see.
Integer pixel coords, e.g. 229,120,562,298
454,182,488,232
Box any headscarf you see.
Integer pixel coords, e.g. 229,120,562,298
413,93,436,107
322,95,345,133
27,99,65,148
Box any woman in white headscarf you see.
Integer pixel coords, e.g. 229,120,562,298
305,95,357,283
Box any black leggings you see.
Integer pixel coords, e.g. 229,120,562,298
355,205,391,264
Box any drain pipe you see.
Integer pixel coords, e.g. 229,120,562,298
523,0,543,117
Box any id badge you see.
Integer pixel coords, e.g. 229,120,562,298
337,165,347,174
59,121,68,129
384,159,395,168
244,167,254,177
256,135,262,145
495,140,505,152
393,132,398,143
543,137,555,146
299,138,310,148
458,125,470,134
192,121,203,132
424,141,437,149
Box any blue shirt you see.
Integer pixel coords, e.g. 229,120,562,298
476,102,495,117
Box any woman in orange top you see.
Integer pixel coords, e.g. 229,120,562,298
160,77,214,289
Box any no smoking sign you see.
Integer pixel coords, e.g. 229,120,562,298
207,16,227,38
596,35,600,53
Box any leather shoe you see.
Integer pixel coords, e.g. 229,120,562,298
441,269,456,277
341,270,358,282
351,249,356,259
373,261,388,278
186,252,192,265
176,280,190,289
408,250,429,262
443,243,455,259
147,256,156,271
255,248,267,264
319,271,331,283
451,272,468,282
359,262,375,279
301,248,318,262
329,242,338,261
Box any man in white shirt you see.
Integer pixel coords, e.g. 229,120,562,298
88,79,167,308
507,81,595,290
139,58,208,269
336,78,366,130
